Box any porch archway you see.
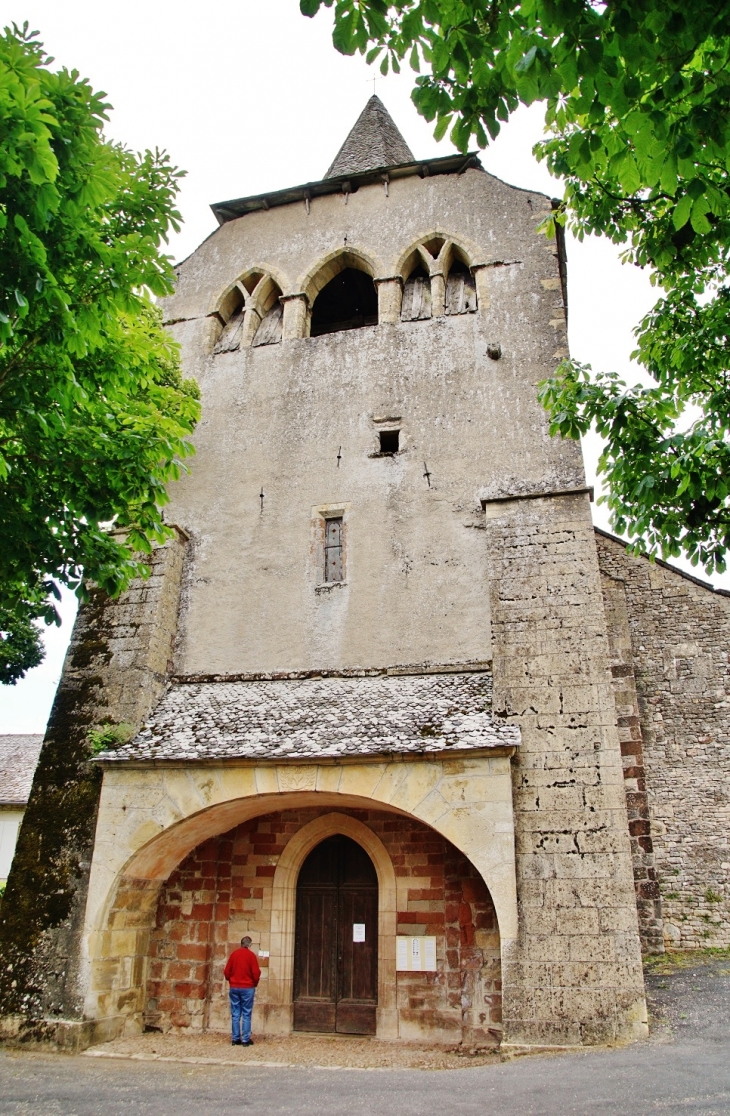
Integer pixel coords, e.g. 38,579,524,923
267,812,398,1037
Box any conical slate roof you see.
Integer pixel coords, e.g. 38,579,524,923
325,96,415,178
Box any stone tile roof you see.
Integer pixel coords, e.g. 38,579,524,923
0,735,43,805
325,96,415,178
103,671,520,763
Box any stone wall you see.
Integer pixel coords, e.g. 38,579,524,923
600,563,663,952
485,492,647,1047
162,167,585,679
596,530,730,949
145,807,502,1045
0,532,186,1037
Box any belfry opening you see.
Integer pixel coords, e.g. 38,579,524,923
310,266,378,336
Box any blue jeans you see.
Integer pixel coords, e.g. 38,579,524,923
229,986,256,1042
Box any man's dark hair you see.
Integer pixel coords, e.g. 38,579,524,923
241,936,252,948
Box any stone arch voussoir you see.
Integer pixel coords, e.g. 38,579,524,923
267,812,398,1037
297,246,384,307
83,765,518,1036
211,263,291,323
393,231,482,282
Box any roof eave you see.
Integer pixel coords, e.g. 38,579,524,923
210,152,483,226
94,741,518,767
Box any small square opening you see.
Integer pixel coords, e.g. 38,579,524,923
379,429,400,454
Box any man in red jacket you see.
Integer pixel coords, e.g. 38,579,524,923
224,935,261,1046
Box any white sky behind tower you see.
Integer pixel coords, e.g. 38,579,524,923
1,0,725,733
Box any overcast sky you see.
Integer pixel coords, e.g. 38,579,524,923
2,0,725,733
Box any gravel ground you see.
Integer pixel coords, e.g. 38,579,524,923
82,949,730,1072
0,952,727,1116
88,1030,501,1070
644,950,730,1044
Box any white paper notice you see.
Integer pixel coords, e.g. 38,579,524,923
395,935,437,971
353,923,366,942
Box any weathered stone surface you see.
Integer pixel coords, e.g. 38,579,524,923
106,671,520,762
600,556,663,953
596,530,730,950
485,493,647,1047
0,533,186,1025
81,754,518,1039
160,160,578,683
12,100,719,1055
145,806,502,1045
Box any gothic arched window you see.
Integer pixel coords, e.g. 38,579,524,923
214,273,283,353
310,267,378,337
252,300,283,347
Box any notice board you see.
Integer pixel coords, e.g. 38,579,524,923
396,936,437,972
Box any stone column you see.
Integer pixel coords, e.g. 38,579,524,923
430,271,446,318
0,530,187,1048
374,276,403,324
484,491,648,1048
241,307,262,348
471,263,491,311
281,293,309,340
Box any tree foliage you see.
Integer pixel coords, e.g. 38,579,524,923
0,608,43,685
0,23,200,683
302,0,730,573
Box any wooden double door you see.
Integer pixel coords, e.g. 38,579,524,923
293,835,378,1035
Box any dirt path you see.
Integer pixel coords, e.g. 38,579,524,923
86,1029,500,1070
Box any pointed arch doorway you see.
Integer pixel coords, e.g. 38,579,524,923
293,834,378,1035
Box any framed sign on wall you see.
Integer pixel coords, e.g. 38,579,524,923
396,936,437,972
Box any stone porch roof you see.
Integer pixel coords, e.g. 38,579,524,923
102,670,520,763
0,734,43,806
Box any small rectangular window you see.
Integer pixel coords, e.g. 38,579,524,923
324,517,344,582
379,429,399,454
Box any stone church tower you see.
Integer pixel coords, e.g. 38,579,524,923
4,98,728,1053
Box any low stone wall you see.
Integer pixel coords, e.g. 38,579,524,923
596,531,730,949
145,806,502,1045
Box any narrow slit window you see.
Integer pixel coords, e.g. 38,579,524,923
324,517,344,582
379,430,399,454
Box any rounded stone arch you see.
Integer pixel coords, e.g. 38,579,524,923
267,812,398,1037
82,763,517,1040
297,246,384,307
